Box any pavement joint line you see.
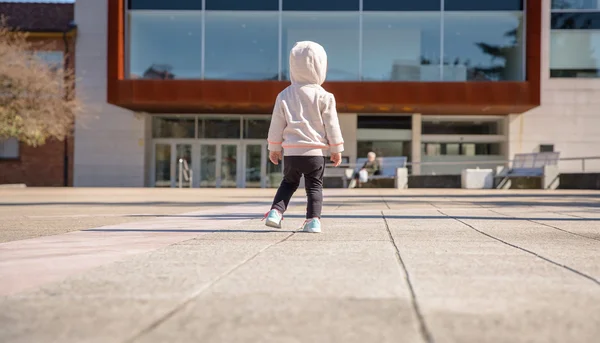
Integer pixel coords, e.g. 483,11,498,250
124,230,299,343
381,211,434,343
437,209,600,287
380,191,391,210
484,208,600,243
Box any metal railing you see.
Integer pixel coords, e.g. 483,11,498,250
178,158,193,188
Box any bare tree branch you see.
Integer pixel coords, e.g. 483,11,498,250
0,17,82,147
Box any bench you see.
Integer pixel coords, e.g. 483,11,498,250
345,156,409,189
496,152,560,189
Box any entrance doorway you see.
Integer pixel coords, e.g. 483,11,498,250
152,140,282,188
151,115,283,188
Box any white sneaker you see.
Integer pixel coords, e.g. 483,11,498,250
302,218,321,233
264,209,283,229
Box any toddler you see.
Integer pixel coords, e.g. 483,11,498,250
264,41,344,233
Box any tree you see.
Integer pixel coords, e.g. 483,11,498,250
0,19,81,147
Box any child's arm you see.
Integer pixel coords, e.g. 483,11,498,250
267,94,286,163
322,93,344,154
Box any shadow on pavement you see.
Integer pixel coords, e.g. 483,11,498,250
84,228,296,233
124,213,600,221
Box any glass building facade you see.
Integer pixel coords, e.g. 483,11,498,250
550,0,600,78
127,0,526,81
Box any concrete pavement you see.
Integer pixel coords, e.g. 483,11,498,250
0,188,599,342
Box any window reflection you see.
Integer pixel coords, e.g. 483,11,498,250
201,118,241,139
362,12,441,81
443,12,524,81
552,0,600,10
244,118,271,139
551,30,600,77
152,117,195,138
129,11,202,79
205,12,279,80
281,12,360,81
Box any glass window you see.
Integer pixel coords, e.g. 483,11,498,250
551,13,600,30
552,0,600,10
0,138,19,159
152,117,195,138
129,11,202,79
244,118,271,138
200,145,217,187
129,0,202,10
443,11,525,81
422,143,501,156
206,0,278,11
357,116,412,129
422,121,499,134
281,12,359,81
205,12,279,80
245,145,263,188
362,12,441,81
363,0,440,11
283,0,359,11
154,144,171,187
357,141,411,158
551,30,600,77
35,51,63,68
221,145,238,188
176,144,192,187
445,0,523,11
200,118,241,139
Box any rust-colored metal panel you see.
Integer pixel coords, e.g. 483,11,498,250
107,0,541,115
526,0,542,105
106,0,123,104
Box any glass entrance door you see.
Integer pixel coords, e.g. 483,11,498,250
154,141,277,188
244,144,264,188
199,144,217,187
219,144,238,188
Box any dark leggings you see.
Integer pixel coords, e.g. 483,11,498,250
271,156,325,219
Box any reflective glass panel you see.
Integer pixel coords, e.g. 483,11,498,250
443,12,525,81
152,117,195,138
204,12,279,80
552,0,600,10
221,145,238,188
244,118,271,139
176,144,192,187
129,11,202,79
444,0,523,11
281,12,360,81
129,0,202,10
200,118,241,139
551,13,600,30
154,144,171,187
362,12,441,81
200,145,217,187
283,0,359,11
206,0,278,10
245,145,263,188
363,0,440,11
551,30,600,77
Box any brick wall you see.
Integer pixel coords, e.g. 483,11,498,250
0,137,73,187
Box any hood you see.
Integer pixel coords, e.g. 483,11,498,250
289,41,328,85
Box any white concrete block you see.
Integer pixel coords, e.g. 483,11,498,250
461,169,494,189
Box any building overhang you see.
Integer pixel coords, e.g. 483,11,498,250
107,0,541,115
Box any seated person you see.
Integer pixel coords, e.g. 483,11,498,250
349,152,380,188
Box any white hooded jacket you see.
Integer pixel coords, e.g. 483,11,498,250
267,41,344,156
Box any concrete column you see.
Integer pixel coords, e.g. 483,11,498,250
411,113,422,175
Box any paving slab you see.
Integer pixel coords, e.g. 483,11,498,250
0,188,599,343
